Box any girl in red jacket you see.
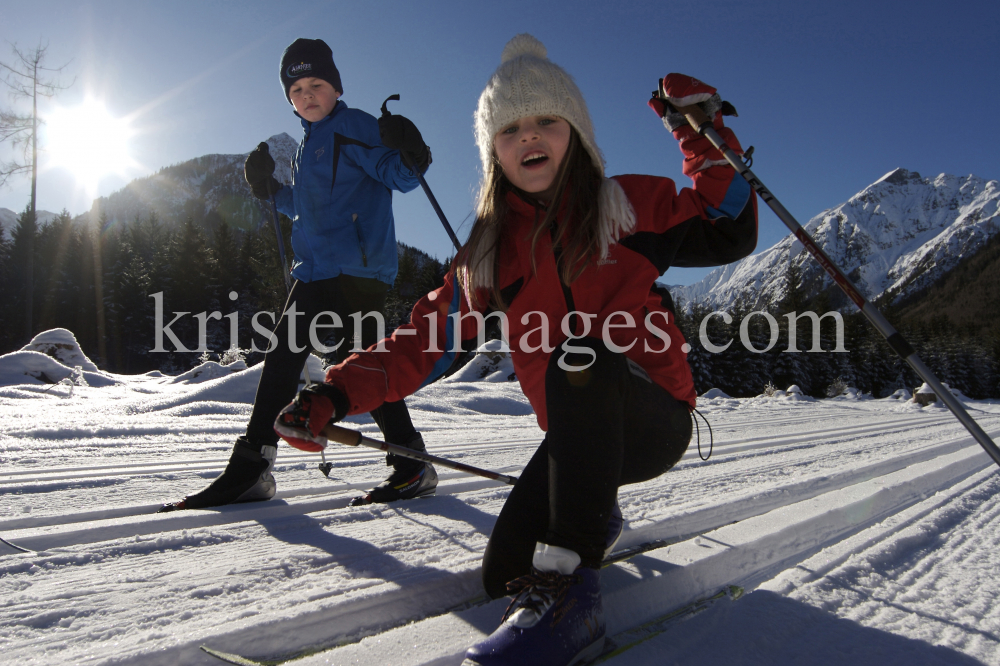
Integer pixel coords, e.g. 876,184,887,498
276,33,756,666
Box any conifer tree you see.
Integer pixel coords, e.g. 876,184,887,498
9,205,39,341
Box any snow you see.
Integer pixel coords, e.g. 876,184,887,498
2,335,1000,665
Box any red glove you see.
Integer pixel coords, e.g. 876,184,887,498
648,73,743,177
273,383,349,452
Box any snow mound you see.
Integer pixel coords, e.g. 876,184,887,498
0,350,79,386
700,388,731,399
886,388,913,400
168,360,249,384
830,387,867,400
913,382,968,404
759,384,816,402
21,328,99,372
135,356,323,412
444,339,516,383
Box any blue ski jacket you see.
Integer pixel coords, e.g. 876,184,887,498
273,100,422,284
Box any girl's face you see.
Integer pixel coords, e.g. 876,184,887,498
289,77,341,122
493,115,571,202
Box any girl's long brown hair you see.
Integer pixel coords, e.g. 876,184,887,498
458,126,603,310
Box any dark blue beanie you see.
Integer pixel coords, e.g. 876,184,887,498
280,38,343,103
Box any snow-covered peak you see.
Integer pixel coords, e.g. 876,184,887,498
0,208,60,239
874,167,922,185
673,169,1000,310
262,132,298,155
89,132,303,229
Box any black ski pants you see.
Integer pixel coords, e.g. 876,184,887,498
481,337,692,599
245,274,418,451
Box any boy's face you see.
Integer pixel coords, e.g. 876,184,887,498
289,77,341,122
493,115,571,203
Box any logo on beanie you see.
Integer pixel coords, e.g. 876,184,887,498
286,62,313,78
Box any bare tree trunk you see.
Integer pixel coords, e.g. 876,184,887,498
25,64,37,342
0,43,72,343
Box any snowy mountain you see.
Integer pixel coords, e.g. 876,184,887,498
0,208,60,239
88,133,298,231
674,168,1000,310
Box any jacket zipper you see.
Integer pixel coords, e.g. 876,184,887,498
546,211,581,336
352,214,368,267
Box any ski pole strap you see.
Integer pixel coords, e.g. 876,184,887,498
321,424,519,485
691,408,714,461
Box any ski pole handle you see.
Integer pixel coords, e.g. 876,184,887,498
321,423,519,485
672,102,713,134
380,94,462,252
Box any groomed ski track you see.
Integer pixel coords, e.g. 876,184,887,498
2,377,1000,665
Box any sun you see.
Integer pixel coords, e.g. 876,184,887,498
44,99,137,197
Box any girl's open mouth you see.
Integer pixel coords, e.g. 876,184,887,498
521,152,548,167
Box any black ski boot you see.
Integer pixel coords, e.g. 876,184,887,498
351,434,438,505
158,437,276,512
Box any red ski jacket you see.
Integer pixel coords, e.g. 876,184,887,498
323,151,757,431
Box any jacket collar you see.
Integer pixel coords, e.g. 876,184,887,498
298,99,346,134
505,186,569,220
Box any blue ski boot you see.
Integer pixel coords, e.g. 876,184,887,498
463,544,605,666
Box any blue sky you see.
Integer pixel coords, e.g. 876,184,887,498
3,0,999,286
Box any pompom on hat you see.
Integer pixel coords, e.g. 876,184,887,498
474,34,604,177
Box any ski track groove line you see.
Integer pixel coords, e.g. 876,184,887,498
0,417,962,536
5,423,996,558
0,415,954,489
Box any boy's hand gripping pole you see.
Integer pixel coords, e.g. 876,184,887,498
322,423,518,485
655,80,1000,469
381,95,462,251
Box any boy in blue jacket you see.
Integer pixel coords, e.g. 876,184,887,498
162,38,436,510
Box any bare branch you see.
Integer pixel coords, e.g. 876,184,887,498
0,39,73,193
0,41,74,99
0,159,31,187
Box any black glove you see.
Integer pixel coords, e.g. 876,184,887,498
244,142,283,200
378,114,432,173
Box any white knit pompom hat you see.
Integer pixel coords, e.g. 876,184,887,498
474,34,604,177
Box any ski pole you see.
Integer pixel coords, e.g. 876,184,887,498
380,95,462,251
263,151,310,388
321,423,519,485
656,84,1000,469
268,193,293,293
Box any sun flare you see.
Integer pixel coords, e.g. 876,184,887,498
44,99,137,196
